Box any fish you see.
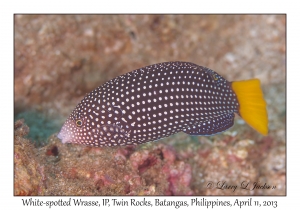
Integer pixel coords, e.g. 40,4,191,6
57,61,268,147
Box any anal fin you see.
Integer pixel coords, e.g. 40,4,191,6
183,113,235,136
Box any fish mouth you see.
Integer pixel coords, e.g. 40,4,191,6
57,132,63,141
57,128,72,144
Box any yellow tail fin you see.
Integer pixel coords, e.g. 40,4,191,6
231,79,268,135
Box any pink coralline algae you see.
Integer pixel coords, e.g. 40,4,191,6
163,160,193,195
129,145,194,195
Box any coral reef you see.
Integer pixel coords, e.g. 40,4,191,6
14,120,47,195
14,119,194,195
14,119,285,195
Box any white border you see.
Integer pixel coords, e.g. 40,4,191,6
3,0,295,209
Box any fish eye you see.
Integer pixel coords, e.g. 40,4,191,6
76,119,83,127
213,74,218,80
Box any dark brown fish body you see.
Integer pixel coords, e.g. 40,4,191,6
58,61,267,147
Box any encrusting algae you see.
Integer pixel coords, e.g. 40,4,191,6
58,61,268,147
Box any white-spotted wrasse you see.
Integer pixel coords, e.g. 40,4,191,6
57,61,268,147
